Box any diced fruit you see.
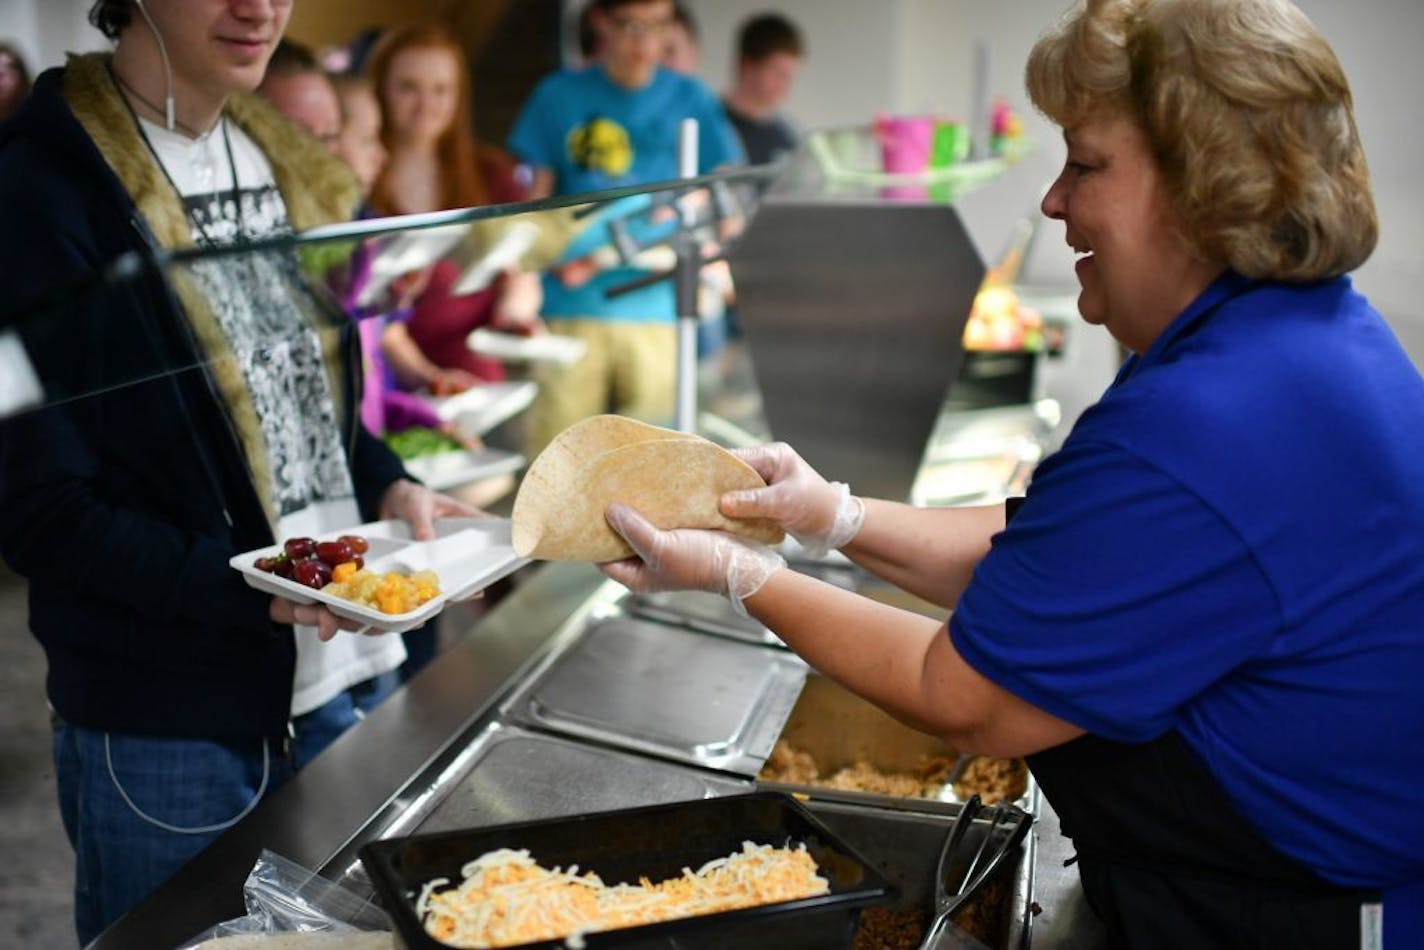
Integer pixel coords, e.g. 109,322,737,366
322,567,441,615
331,561,358,583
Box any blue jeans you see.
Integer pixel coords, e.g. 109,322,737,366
54,670,399,945
54,724,290,946
289,668,400,769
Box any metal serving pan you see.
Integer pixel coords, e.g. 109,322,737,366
758,675,1035,812
626,589,787,646
803,796,1035,950
361,792,893,950
502,615,808,776
380,722,751,840
625,560,861,649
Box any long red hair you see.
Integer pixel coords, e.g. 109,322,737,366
365,23,490,213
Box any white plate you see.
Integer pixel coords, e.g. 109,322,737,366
402,446,526,492
354,224,470,309
429,381,537,438
467,328,588,366
229,517,529,633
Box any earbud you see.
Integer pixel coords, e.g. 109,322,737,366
133,0,176,132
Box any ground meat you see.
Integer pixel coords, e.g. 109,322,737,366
760,739,820,785
951,874,1012,948
951,757,1028,805
852,879,1011,950
760,740,1027,805
852,906,925,950
759,740,954,798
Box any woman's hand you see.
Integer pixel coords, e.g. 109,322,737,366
379,478,481,541
269,597,373,642
720,443,865,557
554,256,597,289
600,503,785,614
429,366,481,397
493,269,544,332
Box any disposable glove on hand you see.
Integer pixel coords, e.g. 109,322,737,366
601,503,785,615
720,443,865,558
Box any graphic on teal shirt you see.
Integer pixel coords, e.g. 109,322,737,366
566,118,633,178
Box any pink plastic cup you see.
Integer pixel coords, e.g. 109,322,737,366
874,115,935,174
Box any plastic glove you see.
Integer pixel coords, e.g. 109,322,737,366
720,443,865,558
601,503,785,615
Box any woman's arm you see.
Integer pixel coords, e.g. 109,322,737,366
379,320,479,393
842,500,1005,608
721,443,1005,607
601,505,1081,757
747,570,1083,756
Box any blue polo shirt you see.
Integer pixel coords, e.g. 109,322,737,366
507,65,742,322
950,274,1424,937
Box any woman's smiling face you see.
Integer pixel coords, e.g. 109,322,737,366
1041,114,1220,353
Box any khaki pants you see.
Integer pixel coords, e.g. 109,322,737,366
526,319,677,456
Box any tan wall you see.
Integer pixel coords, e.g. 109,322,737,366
284,0,515,59
284,1,446,50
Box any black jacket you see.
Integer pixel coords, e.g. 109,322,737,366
0,62,407,741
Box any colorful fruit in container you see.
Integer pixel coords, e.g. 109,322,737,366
322,568,441,615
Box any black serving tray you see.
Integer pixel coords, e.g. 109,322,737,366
360,791,893,949
804,797,1033,949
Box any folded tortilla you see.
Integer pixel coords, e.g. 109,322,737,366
511,415,785,561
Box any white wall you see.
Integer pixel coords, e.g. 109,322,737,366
692,0,1424,334
689,0,906,132
1293,0,1424,336
0,0,106,74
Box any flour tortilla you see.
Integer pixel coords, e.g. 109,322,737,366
511,415,784,561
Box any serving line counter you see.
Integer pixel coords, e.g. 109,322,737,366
90,555,1106,950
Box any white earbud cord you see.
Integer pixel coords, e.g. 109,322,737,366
132,0,176,132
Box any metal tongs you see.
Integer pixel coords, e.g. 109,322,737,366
916,795,1033,950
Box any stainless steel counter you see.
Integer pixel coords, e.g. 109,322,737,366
91,558,1110,950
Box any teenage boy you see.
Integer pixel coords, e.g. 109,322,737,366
507,0,742,452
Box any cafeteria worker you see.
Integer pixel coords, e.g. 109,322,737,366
599,0,1424,946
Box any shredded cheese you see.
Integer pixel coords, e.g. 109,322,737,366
418,841,830,948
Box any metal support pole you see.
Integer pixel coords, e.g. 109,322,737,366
674,118,700,433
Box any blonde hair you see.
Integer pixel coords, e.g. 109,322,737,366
1026,0,1376,281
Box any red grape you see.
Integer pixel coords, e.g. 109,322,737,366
272,557,297,580
315,540,354,566
339,534,370,555
254,554,284,573
284,537,316,560
291,559,330,590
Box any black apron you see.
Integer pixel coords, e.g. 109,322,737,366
1027,732,1379,949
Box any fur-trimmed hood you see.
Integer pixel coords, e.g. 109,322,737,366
59,52,362,529
61,52,360,248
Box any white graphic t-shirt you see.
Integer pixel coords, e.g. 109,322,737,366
142,117,405,716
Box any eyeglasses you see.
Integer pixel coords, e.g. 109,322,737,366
607,15,671,39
